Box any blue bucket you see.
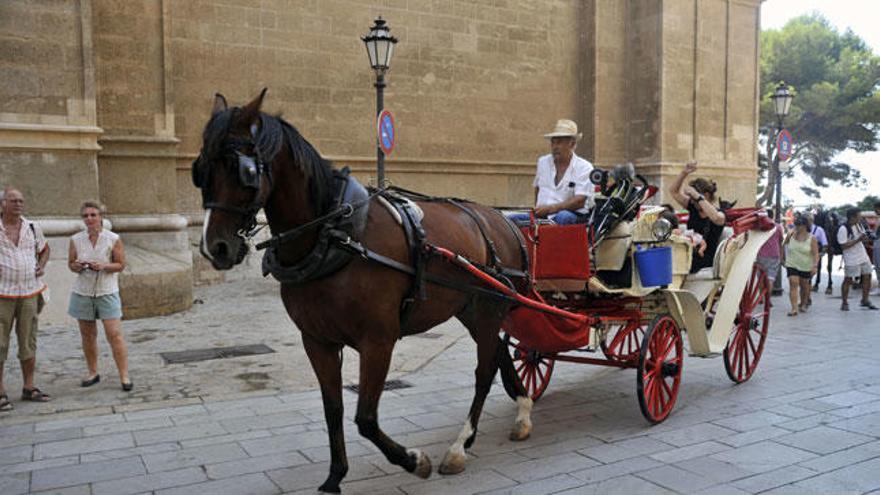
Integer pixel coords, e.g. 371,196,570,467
634,246,673,287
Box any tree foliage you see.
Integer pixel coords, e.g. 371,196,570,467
758,14,880,205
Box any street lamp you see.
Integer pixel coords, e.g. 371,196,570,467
362,17,398,187
770,82,794,295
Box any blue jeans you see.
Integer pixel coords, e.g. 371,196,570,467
507,210,579,225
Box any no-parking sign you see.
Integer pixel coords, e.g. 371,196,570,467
776,129,793,162
377,109,395,156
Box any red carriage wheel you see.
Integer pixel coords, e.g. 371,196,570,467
636,315,683,424
502,332,554,401
600,319,646,364
723,264,770,383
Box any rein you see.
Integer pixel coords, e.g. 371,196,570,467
254,190,379,252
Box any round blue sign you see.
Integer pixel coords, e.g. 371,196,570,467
776,129,793,162
378,110,395,156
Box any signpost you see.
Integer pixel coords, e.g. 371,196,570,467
776,128,793,162
378,109,395,156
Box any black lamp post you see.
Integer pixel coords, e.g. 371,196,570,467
770,82,794,295
362,17,398,187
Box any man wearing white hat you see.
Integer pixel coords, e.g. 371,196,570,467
511,119,594,225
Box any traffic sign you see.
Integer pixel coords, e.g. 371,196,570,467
377,109,395,156
776,129,793,162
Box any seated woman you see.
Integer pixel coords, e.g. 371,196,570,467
668,162,726,273
660,207,707,257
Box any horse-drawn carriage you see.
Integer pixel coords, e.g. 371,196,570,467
442,171,777,423
194,91,777,490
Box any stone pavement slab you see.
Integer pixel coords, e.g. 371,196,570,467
0,275,878,493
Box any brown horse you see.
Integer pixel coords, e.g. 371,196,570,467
193,90,535,493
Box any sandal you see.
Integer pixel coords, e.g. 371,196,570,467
787,310,798,317
841,302,850,311
21,388,51,402
0,394,12,411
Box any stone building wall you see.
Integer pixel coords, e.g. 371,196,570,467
1,0,764,323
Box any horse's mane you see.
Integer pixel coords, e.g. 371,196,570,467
201,108,335,215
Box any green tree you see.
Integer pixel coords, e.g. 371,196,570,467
758,14,880,206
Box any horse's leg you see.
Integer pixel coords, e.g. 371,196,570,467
438,321,500,475
496,335,533,441
355,341,432,479
301,334,348,493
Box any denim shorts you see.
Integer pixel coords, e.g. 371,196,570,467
68,292,123,321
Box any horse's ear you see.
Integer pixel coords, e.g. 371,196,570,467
240,88,268,125
212,93,228,116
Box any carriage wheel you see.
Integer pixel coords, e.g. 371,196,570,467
502,333,554,402
636,315,683,424
600,319,646,364
723,264,770,383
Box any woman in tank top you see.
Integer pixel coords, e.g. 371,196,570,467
782,214,819,317
67,200,131,391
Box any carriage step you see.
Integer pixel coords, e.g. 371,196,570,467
344,379,413,394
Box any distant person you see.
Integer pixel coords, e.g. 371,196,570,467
874,202,880,290
509,119,594,225
782,214,819,316
805,212,827,304
668,162,726,273
0,187,52,411
756,208,784,284
837,208,877,311
67,201,132,391
814,208,839,294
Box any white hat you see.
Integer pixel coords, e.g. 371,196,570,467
543,119,582,140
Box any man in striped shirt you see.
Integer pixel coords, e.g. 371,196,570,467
0,187,52,410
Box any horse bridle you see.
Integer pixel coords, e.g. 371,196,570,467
192,136,272,243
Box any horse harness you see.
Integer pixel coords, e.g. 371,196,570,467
254,174,530,330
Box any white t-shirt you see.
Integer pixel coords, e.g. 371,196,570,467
837,223,871,266
533,153,594,214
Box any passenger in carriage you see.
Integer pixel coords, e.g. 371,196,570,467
660,206,707,257
509,119,594,225
668,162,726,273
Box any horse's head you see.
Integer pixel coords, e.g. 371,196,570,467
192,89,276,269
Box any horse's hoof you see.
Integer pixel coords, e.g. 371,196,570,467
509,419,531,441
407,448,432,479
438,451,467,475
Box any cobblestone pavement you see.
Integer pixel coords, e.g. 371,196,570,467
1,275,879,494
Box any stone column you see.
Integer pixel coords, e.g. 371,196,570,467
583,0,762,206
0,0,102,326
91,0,191,319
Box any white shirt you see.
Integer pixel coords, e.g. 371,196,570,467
0,215,47,298
533,153,594,214
837,223,871,267
71,229,121,297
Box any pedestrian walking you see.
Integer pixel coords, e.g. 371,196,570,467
838,208,878,311
806,212,827,298
782,214,819,316
0,187,52,411
67,201,132,391
756,208,783,284
873,202,880,293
